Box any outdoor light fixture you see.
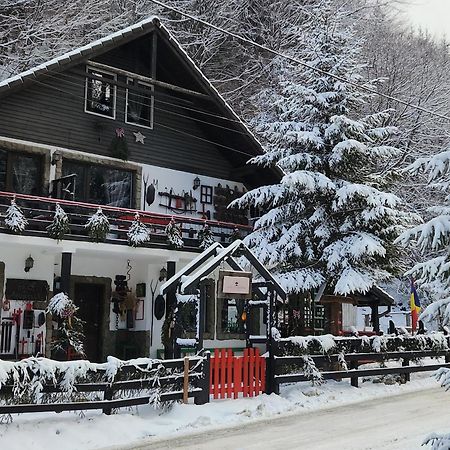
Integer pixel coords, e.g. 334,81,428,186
24,255,34,272
193,176,201,190
159,267,168,282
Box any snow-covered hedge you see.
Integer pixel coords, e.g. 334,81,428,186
275,332,449,356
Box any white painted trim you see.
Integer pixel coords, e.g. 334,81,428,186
84,66,117,120
125,77,154,130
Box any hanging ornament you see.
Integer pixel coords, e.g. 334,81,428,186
127,213,151,247
198,223,215,249
47,204,70,241
133,131,146,144
4,198,28,233
109,128,129,160
85,207,110,242
165,218,183,249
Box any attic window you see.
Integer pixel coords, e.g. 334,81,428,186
125,78,154,129
85,67,116,118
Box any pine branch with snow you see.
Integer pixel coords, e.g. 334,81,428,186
127,213,150,247
85,207,110,242
47,204,70,241
198,224,215,249
165,218,183,249
4,199,28,233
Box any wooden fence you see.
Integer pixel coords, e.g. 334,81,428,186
210,348,266,399
0,353,210,416
269,336,450,394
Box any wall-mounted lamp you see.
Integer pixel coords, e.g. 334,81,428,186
193,176,201,190
24,255,34,272
159,267,168,282
51,151,62,165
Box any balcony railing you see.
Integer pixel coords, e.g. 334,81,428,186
0,191,251,251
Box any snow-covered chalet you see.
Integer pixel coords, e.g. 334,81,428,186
0,17,278,361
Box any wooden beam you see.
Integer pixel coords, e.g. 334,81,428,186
86,60,210,100
60,252,72,295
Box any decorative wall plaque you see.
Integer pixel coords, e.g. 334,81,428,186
5,279,49,302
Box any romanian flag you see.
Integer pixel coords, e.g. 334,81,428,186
410,280,421,333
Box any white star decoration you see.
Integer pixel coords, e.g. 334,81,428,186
133,131,146,144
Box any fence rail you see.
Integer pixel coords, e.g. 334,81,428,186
0,191,251,250
0,353,211,416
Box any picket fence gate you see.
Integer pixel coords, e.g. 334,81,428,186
210,348,266,399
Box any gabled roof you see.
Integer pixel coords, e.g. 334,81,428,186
0,16,268,161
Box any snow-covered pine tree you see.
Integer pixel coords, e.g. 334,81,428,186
47,292,85,358
233,2,412,296
85,207,110,242
4,199,28,233
47,204,70,241
165,218,183,249
127,213,151,247
397,149,450,326
198,223,215,249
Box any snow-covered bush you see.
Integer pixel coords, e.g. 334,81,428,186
47,204,70,241
198,224,215,249
4,199,28,233
127,213,151,247
165,218,183,249
85,207,110,242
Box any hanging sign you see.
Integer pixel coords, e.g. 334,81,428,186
5,279,49,302
218,271,252,299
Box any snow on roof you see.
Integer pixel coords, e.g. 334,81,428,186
0,16,266,156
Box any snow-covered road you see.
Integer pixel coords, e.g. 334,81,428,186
120,388,448,450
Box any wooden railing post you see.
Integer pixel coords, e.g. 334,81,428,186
102,385,114,415
195,351,210,405
183,356,189,404
402,359,410,383
350,360,359,388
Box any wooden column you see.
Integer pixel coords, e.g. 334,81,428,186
60,252,72,295
197,280,207,353
371,305,380,334
165,261,176,359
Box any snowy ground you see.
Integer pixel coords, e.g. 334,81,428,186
0,370,445,450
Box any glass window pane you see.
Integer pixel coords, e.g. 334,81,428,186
89,166,132,208
0,149,6,191
12,154,41,195
62,161,86,202
86,69,115,117
126,79,153,128
221,298,244,334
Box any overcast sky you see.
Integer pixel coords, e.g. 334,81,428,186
401,0,450,39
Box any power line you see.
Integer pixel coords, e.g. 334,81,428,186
148,0,450,123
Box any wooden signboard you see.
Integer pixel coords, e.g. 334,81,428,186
5,279,49,302
218,271,252,300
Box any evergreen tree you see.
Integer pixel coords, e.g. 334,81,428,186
85,207,110,242
165,218,184,249
4,199,28,233
198,223,215,249
234,3,412,296
398,149,450,325
47,204,70,241
127,213,150,247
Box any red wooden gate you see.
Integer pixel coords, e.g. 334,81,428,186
210,348,266,399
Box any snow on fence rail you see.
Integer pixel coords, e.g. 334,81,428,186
0,353,210,417
269,333,450,393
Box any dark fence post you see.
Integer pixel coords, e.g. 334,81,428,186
265,285,276,395
195,351,210,405
350,360,359,387
402,359,410,383
102,385,114,415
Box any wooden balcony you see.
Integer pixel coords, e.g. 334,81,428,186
0,191,251,251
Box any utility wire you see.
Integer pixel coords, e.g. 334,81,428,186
148,0,450,123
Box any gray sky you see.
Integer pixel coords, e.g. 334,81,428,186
401,1,450,38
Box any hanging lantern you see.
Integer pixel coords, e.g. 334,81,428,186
24,255,34,272
193,176,201,190
241,311,247,322
159,267,168,281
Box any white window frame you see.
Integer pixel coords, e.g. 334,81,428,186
125,77,154,130
84,66,117,120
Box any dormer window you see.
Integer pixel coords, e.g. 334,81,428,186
85,67,116,119
125,78,154,129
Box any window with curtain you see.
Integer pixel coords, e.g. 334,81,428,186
85,67,116,118
0,149,42,195
62,160,133,208
126,78,154,129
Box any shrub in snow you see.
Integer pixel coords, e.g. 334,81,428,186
127,213,150,247
4,199,28,233
231,1,413,297
47,293,85,358
198,224,215,249
47,204,70,241
165,218,183,249
85,207,110,242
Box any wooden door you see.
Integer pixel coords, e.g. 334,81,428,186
73,282,104,362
